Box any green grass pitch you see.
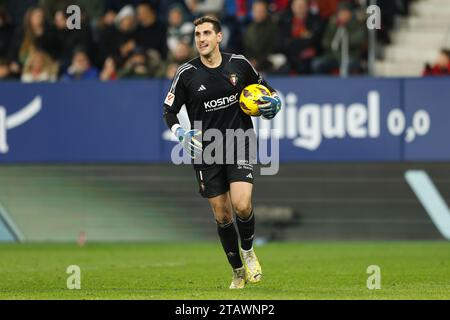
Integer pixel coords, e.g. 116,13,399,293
1,242,450,299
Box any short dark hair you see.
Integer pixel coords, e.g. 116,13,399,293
137,1,155,12
193,15,221,33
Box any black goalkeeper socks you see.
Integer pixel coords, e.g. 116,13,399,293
217,220,243,269
236,210,255,251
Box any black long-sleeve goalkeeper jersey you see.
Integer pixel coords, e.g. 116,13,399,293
163,52,275,169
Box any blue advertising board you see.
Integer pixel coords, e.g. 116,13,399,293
0,78,445,163
0,81,162,162
403,78,450,161
251,77,403,161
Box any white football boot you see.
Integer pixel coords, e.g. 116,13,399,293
242,248,262,283
229,266,246,289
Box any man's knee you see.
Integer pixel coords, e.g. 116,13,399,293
212,204,233,225
233,200,252,218
216,214,233,226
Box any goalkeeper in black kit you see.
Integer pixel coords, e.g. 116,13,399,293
163,16,281,289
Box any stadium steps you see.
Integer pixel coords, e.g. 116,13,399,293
254,163,449,241
0,165,207,242
0,163,448,242
375,61,424,77
375,0,450,76
384,47,438,62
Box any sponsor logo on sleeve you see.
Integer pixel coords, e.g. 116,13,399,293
165,92,175,106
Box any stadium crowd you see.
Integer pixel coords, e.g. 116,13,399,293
0,0,415,82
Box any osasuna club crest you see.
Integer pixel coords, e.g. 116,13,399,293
229,74,238,86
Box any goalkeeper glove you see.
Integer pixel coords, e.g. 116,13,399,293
175,127,203,159
258,95,281,120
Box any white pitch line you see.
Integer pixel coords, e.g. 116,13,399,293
405,170,450,240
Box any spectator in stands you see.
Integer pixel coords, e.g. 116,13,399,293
243,0,278,73
374,0,395,45
0,7,13,58
229,0,250,23
270,0,290,15
135,2,167,59
280,0,323,74
311,2,366,75
311,0,339,19
117,37,137,67
0,58,13,80
93,7,116,50
97,4,137,68
115,5,138,38
155,0,189,22
102,8,117,27
423,49,450,76
21,49,58,82
99,56,118,81
39,0,105,24
98,0,145,35
95,5,118,35
9,6,59,69
166,4,194,53
53,8,94,71
220,0,244,52
61,48,98,80
163,41,195,79
118,46,159,78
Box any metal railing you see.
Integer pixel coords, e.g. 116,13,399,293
333,0,378,77
332,25,349,77
368,0,378,76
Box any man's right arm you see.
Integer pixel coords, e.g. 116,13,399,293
163,64,203,159
162,65,190,135
163,106,182,136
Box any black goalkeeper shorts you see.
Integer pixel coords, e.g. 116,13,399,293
195,162,254,198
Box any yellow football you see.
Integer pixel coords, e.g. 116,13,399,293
239,84,272,117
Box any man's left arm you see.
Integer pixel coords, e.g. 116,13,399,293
242,58,281,120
